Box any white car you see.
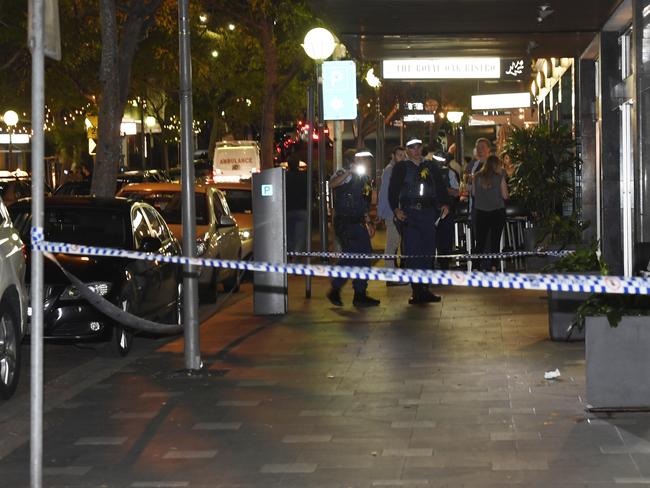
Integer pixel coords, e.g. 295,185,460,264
0,197,27,400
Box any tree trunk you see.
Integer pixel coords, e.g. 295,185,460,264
208,112,221,160
93,0,121,197
259,20,278,170
93,0,163,197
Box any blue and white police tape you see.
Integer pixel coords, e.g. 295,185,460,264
287,250,574,261
30,233,650,296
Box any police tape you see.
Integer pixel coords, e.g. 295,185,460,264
287,250,574,260
30,230,649,296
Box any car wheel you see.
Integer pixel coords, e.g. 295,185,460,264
199,269,218,303
0,299,21,400
222,251,241,293
108,300,133,357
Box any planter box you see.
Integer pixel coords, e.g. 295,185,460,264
548,290,588,341
586,316,650,411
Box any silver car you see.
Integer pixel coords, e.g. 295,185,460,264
0,197,27,400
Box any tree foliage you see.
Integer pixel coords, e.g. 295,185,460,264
201,0,316,168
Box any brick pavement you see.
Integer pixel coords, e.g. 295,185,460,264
2,276,650,487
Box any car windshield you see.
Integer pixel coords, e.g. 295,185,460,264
221,189,252,214
13,207,130,249
120,191,208,225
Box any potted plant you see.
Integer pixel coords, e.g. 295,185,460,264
503,124,583,268
543,241,607,342
574,294,650,410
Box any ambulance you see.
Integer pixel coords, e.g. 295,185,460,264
212,140,260,183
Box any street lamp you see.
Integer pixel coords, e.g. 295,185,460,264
447,111,464,124
302,27,336,254
365,68,383,181
3,110,19,170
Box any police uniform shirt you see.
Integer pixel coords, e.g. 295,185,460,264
387,159,449,212
332,169,371,218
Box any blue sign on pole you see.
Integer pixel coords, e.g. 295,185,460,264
322,60,357,121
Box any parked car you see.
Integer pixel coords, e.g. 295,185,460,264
53,180,91,196
0,197,28,400
168,161,213,184
213,180,253,260
117,183,242,301
54,170,169,197
9,197,182,356
0,177,31,206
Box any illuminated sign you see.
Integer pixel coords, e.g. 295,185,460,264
0,134,30,144
403,114,437,122
406,102,424,111
322,60,357,121
383,58,501,79
471,92,531,110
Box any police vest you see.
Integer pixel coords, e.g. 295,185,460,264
333,174,370,218
399,160,437,207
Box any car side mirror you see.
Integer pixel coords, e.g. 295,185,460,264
139,236,162,253
217,214,236,227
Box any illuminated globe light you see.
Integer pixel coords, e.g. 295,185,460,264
365,68,382,88
302,27,336,61
3,110,18,127
145,116,156,129
228,23,235,31
447,111,464,124
211,50,219,58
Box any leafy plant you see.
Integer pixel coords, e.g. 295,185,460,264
504,124,582,246
538,214,589,249
543,241,607,274
575,294,650,329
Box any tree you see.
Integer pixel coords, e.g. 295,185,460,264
202,0,315,169
93,0,164,197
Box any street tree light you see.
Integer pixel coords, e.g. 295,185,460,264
302,27,336,255
3,110,19,169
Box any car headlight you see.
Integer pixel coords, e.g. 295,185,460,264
60,281,112,301
196,239,207,256
240,229,251,240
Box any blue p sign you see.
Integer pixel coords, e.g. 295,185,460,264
261,184,273,197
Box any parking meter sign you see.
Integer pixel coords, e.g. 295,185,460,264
322,60,357,121
261,184,273,197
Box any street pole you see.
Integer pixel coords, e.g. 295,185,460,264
316,63,329,253
178,0,201,372
139,100,146,170
29,1,44,486
305,86,314,298
8,129,14,170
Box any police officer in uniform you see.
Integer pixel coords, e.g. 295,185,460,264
388,137,450,304
326,149,381,307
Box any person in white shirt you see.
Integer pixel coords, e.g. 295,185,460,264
377,146,407,282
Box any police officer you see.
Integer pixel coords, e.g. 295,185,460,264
388,137,450,304
432,148,459,270
326,149,381,307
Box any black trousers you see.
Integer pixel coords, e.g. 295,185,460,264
475,208,506,270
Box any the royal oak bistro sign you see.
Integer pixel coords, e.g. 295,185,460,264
382,57,529,80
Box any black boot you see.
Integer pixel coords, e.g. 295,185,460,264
409,284,425,305
326,287,343,306
353,292,380,307
419,289,442,303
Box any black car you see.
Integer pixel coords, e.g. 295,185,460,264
10,197,183,356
